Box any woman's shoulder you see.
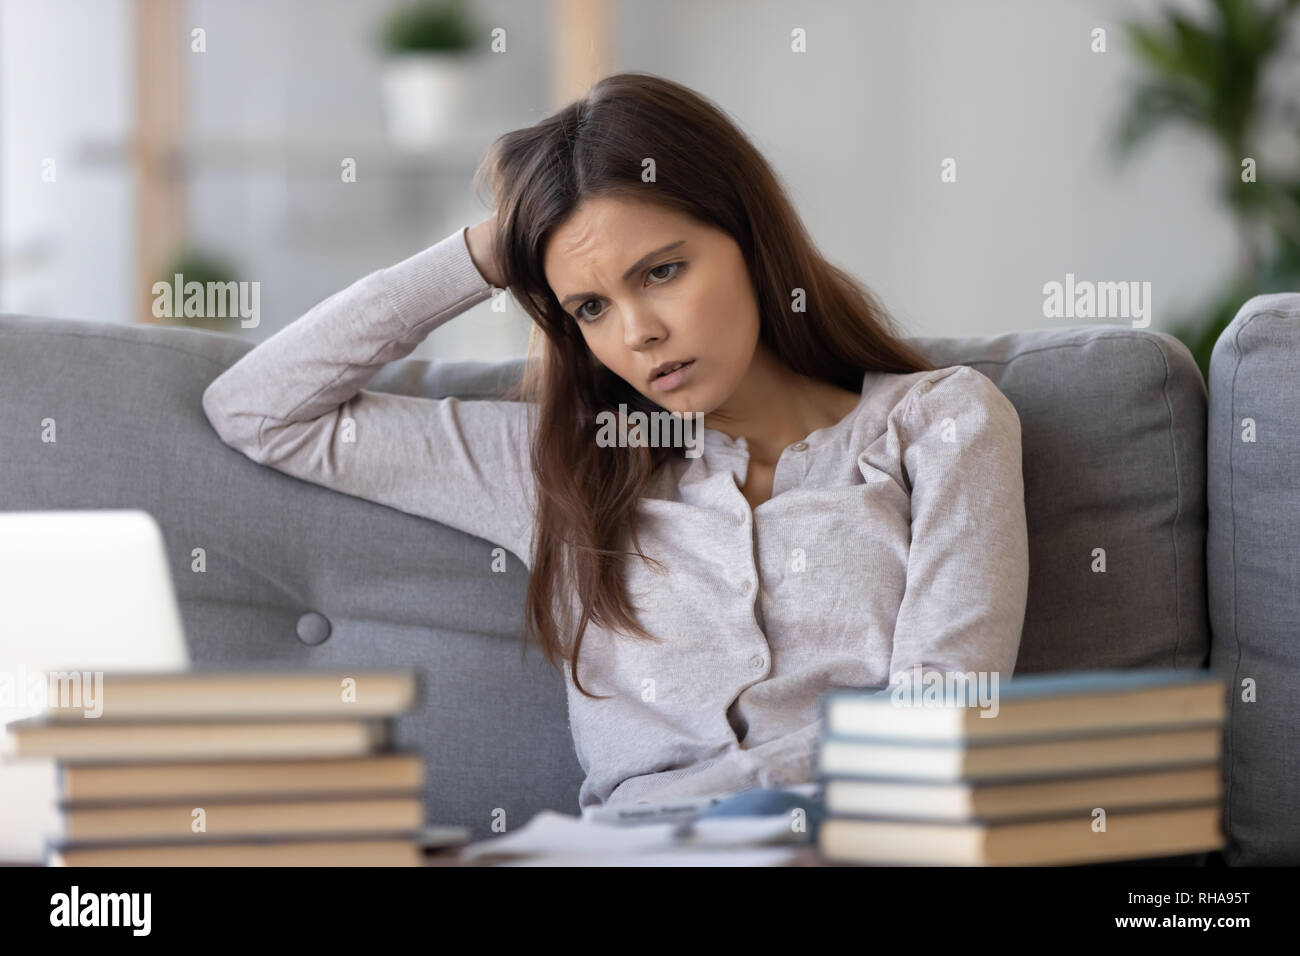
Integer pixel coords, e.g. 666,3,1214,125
864,364,1009,415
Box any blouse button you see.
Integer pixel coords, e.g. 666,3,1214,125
790,441,808,452
740,578,753,595
749,654,766,669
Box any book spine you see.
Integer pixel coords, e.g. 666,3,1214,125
821,795,1224,826
819,720,1226,748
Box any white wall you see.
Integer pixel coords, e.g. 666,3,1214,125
3,0,1290,349
1,0,132,324
614,0,1255,339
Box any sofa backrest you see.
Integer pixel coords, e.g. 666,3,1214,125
0,313,1212,844
1207,292,1300,866
910,325,1209,676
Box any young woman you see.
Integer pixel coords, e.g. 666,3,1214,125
203,72,1030,816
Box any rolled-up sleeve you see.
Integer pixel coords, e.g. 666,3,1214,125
885,366,1030,689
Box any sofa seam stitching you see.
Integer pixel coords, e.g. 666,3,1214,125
1222,309,1260,851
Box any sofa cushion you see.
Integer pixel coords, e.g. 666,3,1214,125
908,325,1209,674
1207,292,1300,866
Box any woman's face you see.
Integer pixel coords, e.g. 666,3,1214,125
542,195,761,416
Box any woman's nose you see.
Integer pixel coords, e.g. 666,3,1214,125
622,305,668,349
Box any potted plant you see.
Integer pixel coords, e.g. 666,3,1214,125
152,245,243,332
1112,0,1300,382
378,0,477,149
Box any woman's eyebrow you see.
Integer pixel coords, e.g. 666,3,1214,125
558,240,687,309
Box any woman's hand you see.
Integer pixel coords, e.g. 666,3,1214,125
466,214,505,288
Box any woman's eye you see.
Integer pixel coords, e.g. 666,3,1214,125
573,261,685,323
648,261,680,281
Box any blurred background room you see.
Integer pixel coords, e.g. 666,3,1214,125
2,0,1298,378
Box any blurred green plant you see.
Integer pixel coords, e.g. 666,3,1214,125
1112,0,1300,382
155,245,242,329
380,0,475,55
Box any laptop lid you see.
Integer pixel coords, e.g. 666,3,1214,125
0,509,190,862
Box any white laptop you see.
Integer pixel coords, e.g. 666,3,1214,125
0,509,190,862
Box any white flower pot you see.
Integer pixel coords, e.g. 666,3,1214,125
381,52,472,149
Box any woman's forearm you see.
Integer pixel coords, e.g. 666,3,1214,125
465,215,504,288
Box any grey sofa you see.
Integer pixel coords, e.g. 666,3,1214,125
1,294,1296,863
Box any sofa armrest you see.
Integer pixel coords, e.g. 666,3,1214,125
1207,291,1300,866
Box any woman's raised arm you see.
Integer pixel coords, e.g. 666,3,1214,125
201,223,536,568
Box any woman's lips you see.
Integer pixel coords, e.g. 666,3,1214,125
651,359,695,392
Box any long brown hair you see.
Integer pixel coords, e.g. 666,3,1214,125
473,72,934,699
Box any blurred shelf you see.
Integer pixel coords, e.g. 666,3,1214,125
74,131,496,179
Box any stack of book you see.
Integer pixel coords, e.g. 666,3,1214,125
815,669,1228,866
0,669,464,865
